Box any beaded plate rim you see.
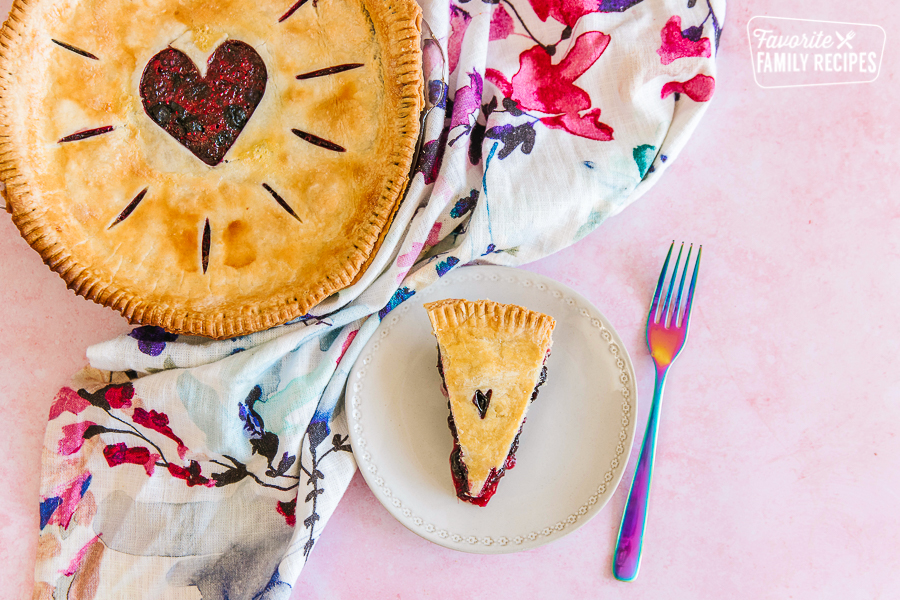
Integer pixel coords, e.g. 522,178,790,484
347,265,637,554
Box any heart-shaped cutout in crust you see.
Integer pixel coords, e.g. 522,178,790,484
140,40,267,166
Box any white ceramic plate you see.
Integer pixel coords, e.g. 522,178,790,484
347,265,637,554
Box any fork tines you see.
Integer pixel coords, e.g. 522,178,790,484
650,241,702,330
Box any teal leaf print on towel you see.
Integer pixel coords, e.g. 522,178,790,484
576,210,607,240
318,327,341,352
178,372,251,460
633,144,657,177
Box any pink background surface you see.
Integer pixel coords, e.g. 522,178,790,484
2,1,899,598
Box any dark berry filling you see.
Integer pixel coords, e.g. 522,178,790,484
472,389,491,419
279,0,309,23
531,365,548,403
436,350,448,397
437,351,550,506
109,187,148,229
201,218,211,273
58,125,114,143
51,39,98,60
139,40,267,166
262,183,301,221
291,128,346,152
296,63,364,80
447,409,525,507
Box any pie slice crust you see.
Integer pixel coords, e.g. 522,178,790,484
425,298,555,506
0,0,423,338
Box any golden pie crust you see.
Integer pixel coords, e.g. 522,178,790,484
0,0,423,338
425,299,555,497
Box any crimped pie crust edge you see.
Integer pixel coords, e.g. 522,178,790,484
423,298,557,352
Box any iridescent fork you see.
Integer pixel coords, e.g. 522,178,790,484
613,241,702,581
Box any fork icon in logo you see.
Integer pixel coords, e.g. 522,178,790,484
836,30,856,49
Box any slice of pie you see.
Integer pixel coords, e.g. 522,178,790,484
0,0,423,338
424,299,555,506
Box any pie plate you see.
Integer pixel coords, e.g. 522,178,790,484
347,265,638,554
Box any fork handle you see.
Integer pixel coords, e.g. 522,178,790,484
613,369,667,581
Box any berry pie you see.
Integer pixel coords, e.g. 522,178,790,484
425,299,555,506
0,0,423,337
